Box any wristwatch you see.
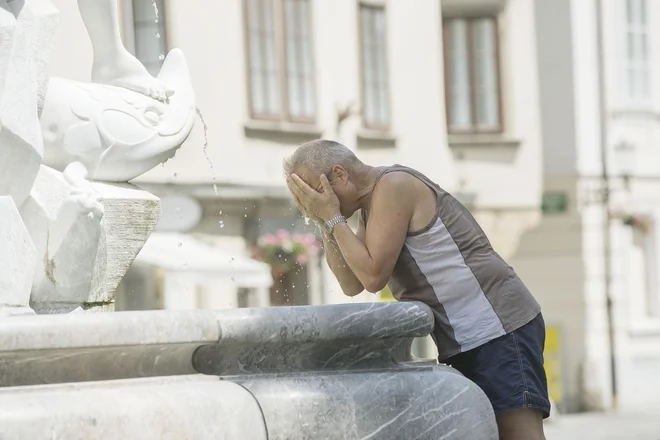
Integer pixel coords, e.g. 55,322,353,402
324,215,346,235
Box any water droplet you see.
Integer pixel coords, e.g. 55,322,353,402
244,214,248,218
219,221,225,228
173,172,178,178
175,207,180,212
183,263,188,268
178,242,183,247
218,210,223,215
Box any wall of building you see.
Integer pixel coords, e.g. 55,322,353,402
517,0,660,413
49,0,542,212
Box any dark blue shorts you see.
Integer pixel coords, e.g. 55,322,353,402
444,313,551,418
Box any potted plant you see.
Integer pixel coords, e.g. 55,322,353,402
612,212,650,234
253,229,321,279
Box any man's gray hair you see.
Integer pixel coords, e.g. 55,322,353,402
283,139,362,177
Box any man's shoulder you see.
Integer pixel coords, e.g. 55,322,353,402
375,170,420,191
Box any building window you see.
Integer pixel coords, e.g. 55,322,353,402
623,0,651,104
245,0,316,122
131,0,168,76
359,4,390,129
443,17,502,133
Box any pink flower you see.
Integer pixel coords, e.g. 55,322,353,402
296,254,309,265
292,233,304,244
260,233,279,246
276,229,290,241
303,234,317,246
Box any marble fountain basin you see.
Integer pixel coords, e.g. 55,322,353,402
0,301,497,439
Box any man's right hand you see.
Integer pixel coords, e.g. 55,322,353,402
287,183,323,225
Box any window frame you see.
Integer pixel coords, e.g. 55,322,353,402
358,2,392,131
243,0,317,124
621,0,652,107
442,15,504,135
120,0,170,75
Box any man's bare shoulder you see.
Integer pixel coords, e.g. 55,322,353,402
376,171,418,190
374,171,426,198
370,172,422,218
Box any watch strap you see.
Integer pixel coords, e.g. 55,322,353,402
325,215,346,234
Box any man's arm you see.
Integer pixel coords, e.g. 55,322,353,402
287,183,365,297
319,214,366,297
331,173,414,293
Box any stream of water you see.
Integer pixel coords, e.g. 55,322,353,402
195,107,218,196
151,1,217,198
151,1,165,63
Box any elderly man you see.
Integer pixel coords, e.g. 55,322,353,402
285,139,549,440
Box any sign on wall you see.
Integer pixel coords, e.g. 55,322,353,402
541,192,568,214
544,326,563,404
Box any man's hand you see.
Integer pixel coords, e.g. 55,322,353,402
287,174,341,222
287,183,323,225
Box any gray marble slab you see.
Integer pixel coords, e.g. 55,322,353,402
0,301,498,439
235,365,498,440
195,301,434,375
0,302,434,385
0,375,267,440
0,309,219,386
0,309,220,350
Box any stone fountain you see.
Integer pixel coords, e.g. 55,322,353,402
0,0,497,438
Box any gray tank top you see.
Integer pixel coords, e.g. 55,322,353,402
362,165,541,360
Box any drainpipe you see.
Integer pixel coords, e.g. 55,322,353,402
595,0,617,411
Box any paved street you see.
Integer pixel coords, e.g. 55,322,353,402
544,410,660,440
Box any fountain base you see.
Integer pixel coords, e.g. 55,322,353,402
0,302,498,439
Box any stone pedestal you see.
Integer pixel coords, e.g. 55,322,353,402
22,166,161,313
0,197,36,316
86,181,161,307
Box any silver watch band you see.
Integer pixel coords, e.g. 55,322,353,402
325,215,346,234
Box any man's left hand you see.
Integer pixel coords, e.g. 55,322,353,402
287,174,341,222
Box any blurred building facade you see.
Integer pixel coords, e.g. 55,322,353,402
512,0,660,414
47,0,545,393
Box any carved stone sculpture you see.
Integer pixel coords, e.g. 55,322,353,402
41,48,195,182
0,0,195,314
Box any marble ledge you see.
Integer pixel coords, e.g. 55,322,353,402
236,366,498,440
0,369,498,440
0,375,268,440
213,302,434,344
0,302,433,351
0,302,436,386
0,309,220,351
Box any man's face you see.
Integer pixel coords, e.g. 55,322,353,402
291,165,358,218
